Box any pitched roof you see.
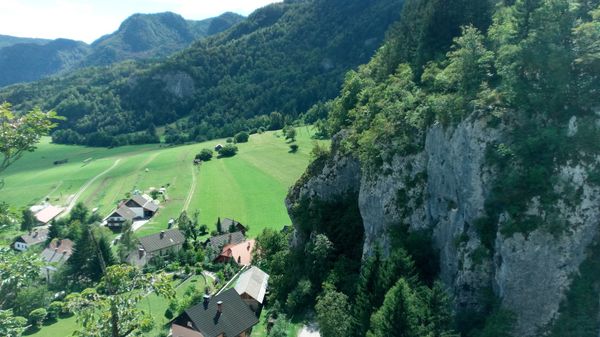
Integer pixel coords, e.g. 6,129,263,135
234,266,269,304
41,239,74,264
221,218,243,230
207,231,245,250
219,239,255,266
34,205,63,224
139,229,185,253
131,194,158,212
180,288,259,337
112,205,136,220
17,228,48,245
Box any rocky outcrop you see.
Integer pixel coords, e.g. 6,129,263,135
288,116,600,336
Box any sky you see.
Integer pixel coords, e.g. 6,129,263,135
0,0,280,43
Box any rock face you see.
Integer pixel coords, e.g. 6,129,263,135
287,116,600,336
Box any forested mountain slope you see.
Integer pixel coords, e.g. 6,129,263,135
0,12,243,87
0,34,49,48
84,12,244,67
0,39,90,87
279,0,600,336
0,0,405,147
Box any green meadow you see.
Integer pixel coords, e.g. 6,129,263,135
1,127,324,239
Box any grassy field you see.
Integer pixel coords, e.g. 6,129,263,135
1,127,325,239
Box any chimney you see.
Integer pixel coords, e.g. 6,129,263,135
160,230,165,239
247,242,251,251
217,301,223,313
187,321,193,328
228,234,232,243
138,248,144,258
56,240,61,247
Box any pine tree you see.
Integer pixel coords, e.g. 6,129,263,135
216,217,222,234
367,278,424,337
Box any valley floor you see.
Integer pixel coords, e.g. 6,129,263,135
1,127,324,239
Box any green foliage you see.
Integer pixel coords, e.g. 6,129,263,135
68,265,174,337
289,144,299,153
285,278,312,313
12,285,51,317
473,310,516,337
233,131,250,143
218,144,238,158
546,241,600,337
0,248,43,309
315,284,352,337
46,301,65,321
269,314,291,337
20,209,35,232
28,308,47,329
0,103,60,174
366,278,424,337
196,148,213,161
0,309,26,337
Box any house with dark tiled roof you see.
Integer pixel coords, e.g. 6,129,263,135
13,228,48,251
126,194,159,218
171,288,259,337
106,205,137,229
127,229,185,267
106,193,159,229
205,231,245,251
234,266,269,312
40,239,74,282
221,218,247,234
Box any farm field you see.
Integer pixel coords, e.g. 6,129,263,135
1,127,324,239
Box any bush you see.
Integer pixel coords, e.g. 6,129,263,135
28,308,47,328
218,144,238,157
47,301,64,320
234,131,249,143
289,144,299,153
226,137,233,143
196,149,213,161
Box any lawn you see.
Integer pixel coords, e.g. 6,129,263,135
27,274,209,337
0,127,326,240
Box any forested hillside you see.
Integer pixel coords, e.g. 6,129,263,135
269,0,600,336
0,12,243,87
0,35,49,48
0,0,405,147
84,12,244,67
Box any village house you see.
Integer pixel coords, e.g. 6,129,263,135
221,218,247,234
205,231,245,251
215,239,255,266
13,228,48,251
40,239,74,282
106,194,158,228
125,194,159,218
234,266,269,312
127,229,185,267
171,288,259,337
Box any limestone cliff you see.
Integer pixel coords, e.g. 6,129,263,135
287,116,600,336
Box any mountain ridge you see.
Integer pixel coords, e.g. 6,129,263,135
0,11,245,87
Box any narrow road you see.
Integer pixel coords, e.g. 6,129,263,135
59,159,121,218
182,164,197,212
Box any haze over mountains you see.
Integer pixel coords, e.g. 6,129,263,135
0,12,244,87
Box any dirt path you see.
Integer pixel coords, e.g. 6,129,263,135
182,164,197,212
60,159,121,218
